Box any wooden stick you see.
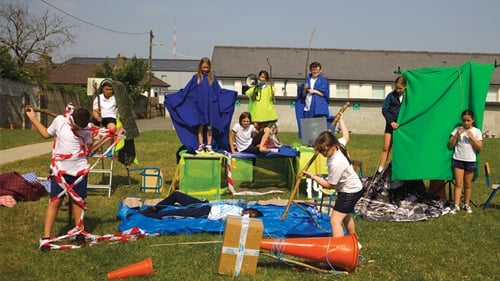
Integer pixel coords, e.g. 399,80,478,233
301,29,316,98
33,108,58,117
281,102,350,221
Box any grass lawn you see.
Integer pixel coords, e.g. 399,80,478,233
0,130,499,280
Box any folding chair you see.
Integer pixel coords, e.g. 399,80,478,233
319,160,364,215
483,162,500,210
128,167,163,193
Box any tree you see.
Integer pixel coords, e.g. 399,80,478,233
0,2,75,68
94,56,148,100
0,45,25,80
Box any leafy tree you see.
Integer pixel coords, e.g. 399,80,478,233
0,2,75,68
0,45,26,80
94,56,148,100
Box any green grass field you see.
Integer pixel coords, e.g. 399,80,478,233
0,129,499,280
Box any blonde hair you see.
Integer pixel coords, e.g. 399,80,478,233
197,57,214,85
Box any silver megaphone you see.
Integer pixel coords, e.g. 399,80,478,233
245,74,258,87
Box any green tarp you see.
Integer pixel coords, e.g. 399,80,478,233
392,61,494,181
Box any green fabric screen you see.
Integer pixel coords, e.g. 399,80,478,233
392,61,494,181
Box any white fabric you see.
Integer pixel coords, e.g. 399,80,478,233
304,77,318,111
208,204,243,220
232,123,256,152
326,137,363,193
450,126,482,162
93,94,117,118
47,116,92,176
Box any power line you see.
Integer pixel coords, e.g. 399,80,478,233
40,0,149,35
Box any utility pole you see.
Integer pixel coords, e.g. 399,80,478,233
147,30,153,119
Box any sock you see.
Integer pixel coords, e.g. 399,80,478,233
378,166,384,173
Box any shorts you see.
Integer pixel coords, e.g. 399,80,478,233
91,117,116,128
101,117,116,128
333,189,364,214
452,159,476,172
50,175,88,199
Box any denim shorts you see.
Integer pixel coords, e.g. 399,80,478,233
452,159,476,172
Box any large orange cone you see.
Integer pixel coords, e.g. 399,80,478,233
260,233,359,272
107,257,154,279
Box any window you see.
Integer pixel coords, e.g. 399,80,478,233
372,85,385,99
486,87,498,102
221,80,234,90
336,84,349,98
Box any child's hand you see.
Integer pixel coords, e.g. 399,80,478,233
25,105,35,118
302,171,313,178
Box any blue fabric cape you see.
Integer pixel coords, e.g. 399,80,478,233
295,74,330,138
164,75,237,153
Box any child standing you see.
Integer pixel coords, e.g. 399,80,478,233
295,61,330,138
229,112,256,154
304,115,363,237
245,70,278,125
448,109,483,214
302,116,363,238
164,57,237,155
378,76,406,173
26,104,97,251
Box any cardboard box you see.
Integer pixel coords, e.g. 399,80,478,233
217,215,263,276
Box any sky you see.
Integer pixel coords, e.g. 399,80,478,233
17,0,500,63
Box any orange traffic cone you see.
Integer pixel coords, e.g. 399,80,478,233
260,233,359,272
9,123,13,130
107,257,154,280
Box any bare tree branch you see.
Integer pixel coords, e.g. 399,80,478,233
0,2,75,67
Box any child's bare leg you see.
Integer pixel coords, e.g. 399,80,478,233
453,168,464,206
463,170,474,205
207,126,212,145
43,199,62,237
343,215,356,235
378,133,392,172
330,211,348,237
197,126,204,145
70,198,85,230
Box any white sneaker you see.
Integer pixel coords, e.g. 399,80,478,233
205,145,214,154
463,204,473,214
195,144,205,154
357,241,363,250
450,204,460,214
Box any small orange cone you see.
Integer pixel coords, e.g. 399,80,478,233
31,124,35,130
9,123,13,130
260,233,359,272
107,257,154,280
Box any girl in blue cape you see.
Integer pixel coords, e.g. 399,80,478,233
164,57,237,154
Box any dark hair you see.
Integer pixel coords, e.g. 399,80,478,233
309,61,322,71
313,131,351,163
258,70,269,81
100,79,113,88
462,109,476,126
395,76,406,86
72,108,91,128
243,208,263,218
462,109,475,119
239,112,252,123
